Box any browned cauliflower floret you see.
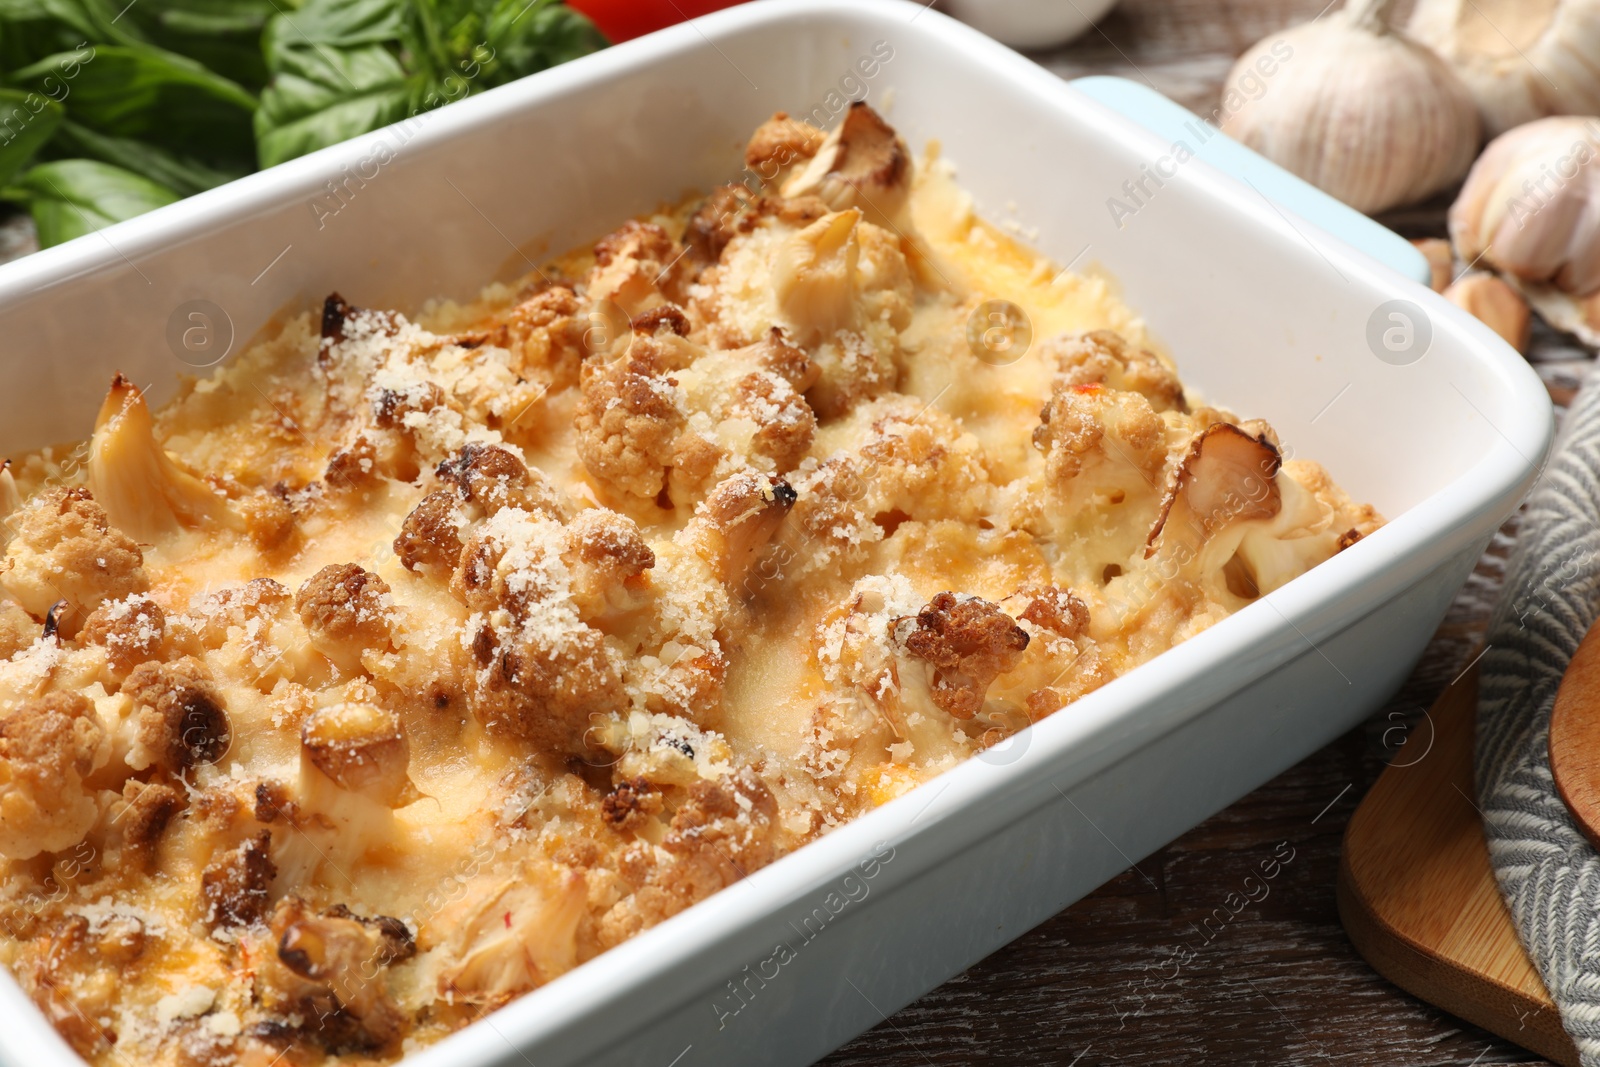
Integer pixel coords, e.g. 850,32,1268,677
80,592,165,675
201,829,277,928
586,220,691,316
680,471,797,585
561,508,655,623
394,490,464,574
452,285,586,389
0,691,106,859
0,486,146,633
300,701,418,808
600,775,663,831
0,597,34,660
114,778,183,854
124,657,231,772
1045,329,1187,413
731,368,818,473
294,564,394,674
372,377,447,428
901,592,1030,720
255,896,413,1053
436,442,565,519
572,344,687,500
1033,381,1167,488
793,399,990,564
598,768,778,948
685,183,762,266
323,427,418,490
455,509,624,752
1017,586,1090,639
745,111,824,181
780,102,912,227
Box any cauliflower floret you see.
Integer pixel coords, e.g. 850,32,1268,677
80,592,165,676
294,564,394,674
254,896,414,1052
0,691,107,859
745,111,824,181
0,486,147,632
597,769,778,948
0,597,34,661
790,397,991,567
428,860,586,1004
123,657,231,772
900,592,1030,720
585,220,691,317
394,490,465,575
572,339,689,500
450,285,586,391
560,508,655,624
435,442,566,519
1045,329,1187,414
200,830,277,928
455,509,624,752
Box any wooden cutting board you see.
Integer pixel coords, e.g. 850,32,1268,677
1338,665,1580,1067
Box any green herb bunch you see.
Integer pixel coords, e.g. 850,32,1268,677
0,0,603,248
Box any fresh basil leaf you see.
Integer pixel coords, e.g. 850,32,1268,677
0,87,63,186
255,0,604,168
482,0,604,84
262,0,408,52
2,157,178,245
255,41,418,167
119,0,278,89
51,118,243,193
9,45,256,169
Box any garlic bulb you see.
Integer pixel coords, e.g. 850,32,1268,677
1450,116,1600,297
1409,0,1600,137
1222,0,1481,214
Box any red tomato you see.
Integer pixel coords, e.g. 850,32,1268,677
567,0,747,42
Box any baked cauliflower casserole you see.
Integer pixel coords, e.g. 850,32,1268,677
0,105,1379,1066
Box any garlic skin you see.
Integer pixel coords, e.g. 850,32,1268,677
1413,237,1454,292
1409,0,1600,137
1449,116,1600,297
1222,0,1481,214
1444,272,1532,353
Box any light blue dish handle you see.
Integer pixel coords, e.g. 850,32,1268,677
1071,76,1432,286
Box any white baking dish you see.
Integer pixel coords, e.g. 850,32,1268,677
0,2,1552,1065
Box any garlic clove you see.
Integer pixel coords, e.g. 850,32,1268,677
1449,116,1600,298
1444,272,1532,352
1409,0,1600,137
1413,237,1454,292
1221,0,1481,215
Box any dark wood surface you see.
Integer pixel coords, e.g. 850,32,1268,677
824,2,1582,1064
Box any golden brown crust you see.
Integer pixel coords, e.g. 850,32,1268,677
118,779,182,849
394,490,464,573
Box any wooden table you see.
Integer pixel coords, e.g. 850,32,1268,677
823,2,1586,1064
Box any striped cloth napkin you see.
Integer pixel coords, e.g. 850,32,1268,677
1479,372,1600,1064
